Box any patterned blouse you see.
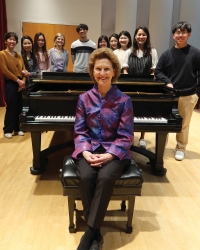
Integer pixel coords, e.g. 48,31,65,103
72,84,134,161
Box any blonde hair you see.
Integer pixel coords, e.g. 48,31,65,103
54,33,65,47
88,48,121,83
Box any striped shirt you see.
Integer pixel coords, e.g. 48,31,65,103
71,39,96,73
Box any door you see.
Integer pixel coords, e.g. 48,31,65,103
22,22,79,72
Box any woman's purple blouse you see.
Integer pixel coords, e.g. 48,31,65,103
72,84,134,161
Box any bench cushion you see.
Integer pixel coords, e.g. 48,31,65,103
61,156,143,188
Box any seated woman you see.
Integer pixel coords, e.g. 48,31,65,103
48,33,68,72
72,48,134,250
97,35,110,48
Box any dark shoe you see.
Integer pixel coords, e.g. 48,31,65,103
77,234,94,250
89,234,103,250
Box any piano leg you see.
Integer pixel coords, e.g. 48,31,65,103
154,132,167,175
130,132,167,176
30,131,45,175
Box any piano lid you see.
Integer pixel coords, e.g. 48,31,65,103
32,72,165,87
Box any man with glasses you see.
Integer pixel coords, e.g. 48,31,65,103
155,21,200,161
71,23,96,73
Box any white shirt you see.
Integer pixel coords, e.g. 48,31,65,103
113,48,132,69
122,48,158,69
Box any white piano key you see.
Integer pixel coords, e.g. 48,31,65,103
134,116,168,124
35,115,76,122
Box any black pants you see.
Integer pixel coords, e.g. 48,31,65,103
76,151,129,228
3,80,22,133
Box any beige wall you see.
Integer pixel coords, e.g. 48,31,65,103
115,0,137,35
5,0,200,56
6,0,102,51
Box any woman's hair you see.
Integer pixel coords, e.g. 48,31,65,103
4,32,18,43
132,26,151,56
118,30,132,49
88,48,121,83
109,33,120,50
54,33,65,47
33,32,48,63
21,35,38,69
172,21,192,34
97,35,110,48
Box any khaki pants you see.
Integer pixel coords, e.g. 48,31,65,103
176,94,198,152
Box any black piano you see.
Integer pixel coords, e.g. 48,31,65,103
20,72,182,176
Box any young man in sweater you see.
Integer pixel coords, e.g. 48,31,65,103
71,24,96,73
155,21,200,161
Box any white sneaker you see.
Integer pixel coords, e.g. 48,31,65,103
4,133,12,139
13,131,24,136
138,139,146,149
175,151,184,161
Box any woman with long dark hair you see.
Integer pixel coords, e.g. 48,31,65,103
123,26,158,149
109,33,119,51
21,35,39,81
113,30,132,69
34,32,50,75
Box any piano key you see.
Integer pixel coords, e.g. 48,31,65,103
35,115,76,122
35,115,167,124
134,117,167,123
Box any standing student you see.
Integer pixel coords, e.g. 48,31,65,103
21,35,39,82
71,23,96,73
123,26,158,149
113,30,132,69
0,32,26,139
49,33,68,72
109,33,119,51
97,35,110,48
34,32,50,75
72,48,134,250
155,21,200,161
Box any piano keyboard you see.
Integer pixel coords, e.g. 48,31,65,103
35,116,168,124
35,116,76,122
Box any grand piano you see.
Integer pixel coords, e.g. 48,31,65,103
20,72,182,176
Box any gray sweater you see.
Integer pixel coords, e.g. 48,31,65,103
49,48,68,72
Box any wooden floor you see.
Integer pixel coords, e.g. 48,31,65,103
0,106,200,250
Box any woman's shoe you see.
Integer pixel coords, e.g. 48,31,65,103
4,133,12,139
13,131,24,136
138,139,146,149
89,234,103,250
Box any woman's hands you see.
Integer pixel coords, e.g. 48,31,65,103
17,79,25,91
22,70,31,77
82,151,115,167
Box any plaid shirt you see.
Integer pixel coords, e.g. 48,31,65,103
72,84,134,160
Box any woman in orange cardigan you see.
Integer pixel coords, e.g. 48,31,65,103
0,32,27,139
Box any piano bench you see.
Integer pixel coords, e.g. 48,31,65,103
60,156,143,234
